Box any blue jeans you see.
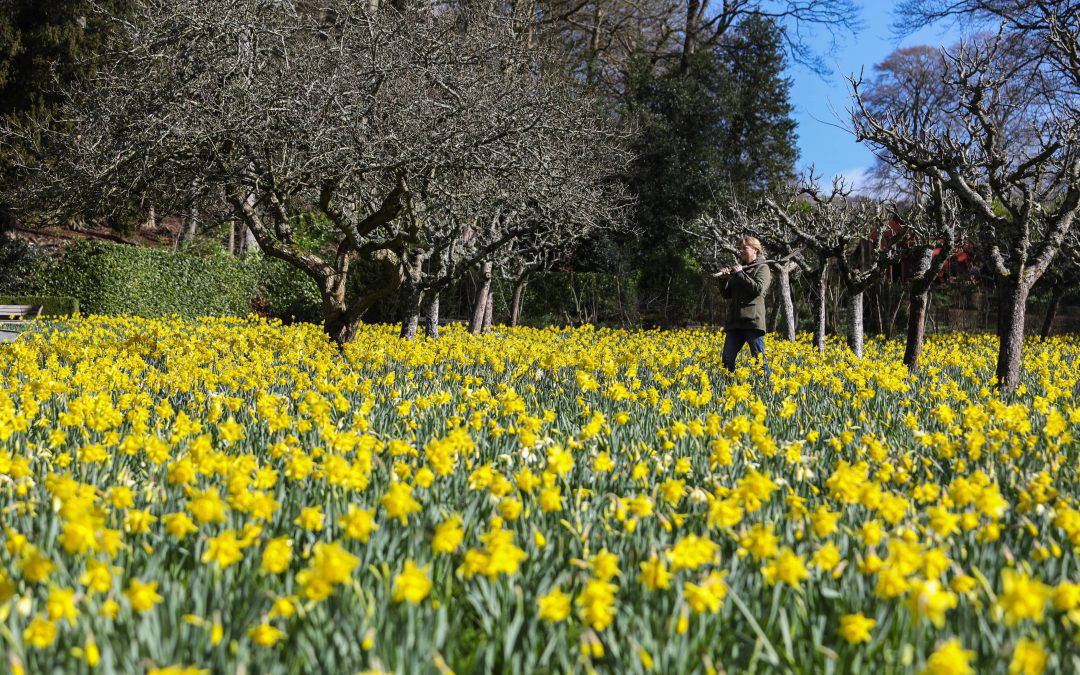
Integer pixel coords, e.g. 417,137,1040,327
722,328,770,375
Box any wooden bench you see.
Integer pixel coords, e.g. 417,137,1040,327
0,304,43,321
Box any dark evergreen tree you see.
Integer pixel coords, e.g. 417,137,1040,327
625,49,726,253
715,13,798,199
607,13,798,325
0,0,132,230
0,1,133,119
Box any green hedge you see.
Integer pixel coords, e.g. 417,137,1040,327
0,295,79,316
29,240,261,318
256,256,323,324
2,237,329,322
2,236,650,328
0,236,57,296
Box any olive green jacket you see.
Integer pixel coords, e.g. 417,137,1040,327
721,263,771,332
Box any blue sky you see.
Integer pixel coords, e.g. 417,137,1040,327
787,2,963,190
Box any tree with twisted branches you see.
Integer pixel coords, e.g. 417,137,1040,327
852,26,1080,390
494,201,623,330
1,0,626,348
763,170,900,357
889,179,966,370
391,130,629,340
684,196,802,341
1036,228,1079,339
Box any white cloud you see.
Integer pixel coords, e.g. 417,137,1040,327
837,166,870,193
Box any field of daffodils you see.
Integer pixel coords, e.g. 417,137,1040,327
1,316,1078,674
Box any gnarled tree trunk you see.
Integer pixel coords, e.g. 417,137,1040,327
324,294,359,348
904,289,929,371
399,292,421,339
470,261,492,335
482,287,494,333
422,290,440,338
812,267,828,353
398,252,423,339
903,241,953,371
1041,282,1064,340
510,276,528,327
996,279,1031,392
848,290,864,357
776,262,796,342
422,249,446,338
317,253,402,349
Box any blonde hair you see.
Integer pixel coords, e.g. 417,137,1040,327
740,235,764,258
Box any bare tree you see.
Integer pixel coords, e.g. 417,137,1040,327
684,196,802,341
1,0,626,348
763,170,899,357
895,2,1080,145
852,30,1080,390
1037,229,1079,339
753,216,808,344
891,178,965,370
391,133,630,340
892,0,1079,50
496,214,606,328
676,0,863,76
860,46,958,199
522,0,862,97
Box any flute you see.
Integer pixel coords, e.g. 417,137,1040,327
711,249,800,277
711,259,778,277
